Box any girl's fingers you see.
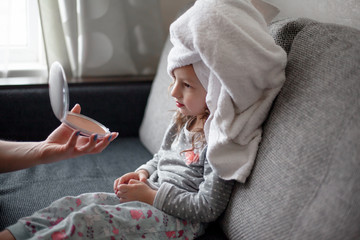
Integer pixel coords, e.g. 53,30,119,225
114,179,120,191
119,172,139,184
128,179,139,184
139,172,148,182
118,184,129,193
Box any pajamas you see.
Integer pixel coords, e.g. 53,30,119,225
7,192,204,240
138,121,234,222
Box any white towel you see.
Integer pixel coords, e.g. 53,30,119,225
167,0,287,182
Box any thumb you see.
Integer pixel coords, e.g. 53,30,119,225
70,104,81,114
139,173,148,182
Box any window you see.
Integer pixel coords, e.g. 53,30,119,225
0,0,47,81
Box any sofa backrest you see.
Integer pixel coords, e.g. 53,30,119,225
139,36,175,154
219,19,360,240
139,17,360,240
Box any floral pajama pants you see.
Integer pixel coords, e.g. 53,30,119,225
7,192,204,240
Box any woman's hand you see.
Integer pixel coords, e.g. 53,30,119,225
38,104,118,164
0,104,118,173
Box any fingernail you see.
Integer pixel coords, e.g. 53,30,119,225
93,134,98,141
76,131,80,136
108,135,112,141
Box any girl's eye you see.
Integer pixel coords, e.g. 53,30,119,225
184,83,191,88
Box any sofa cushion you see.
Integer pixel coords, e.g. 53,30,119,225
139,37,175,154
269,18,315,54
220,20,360,240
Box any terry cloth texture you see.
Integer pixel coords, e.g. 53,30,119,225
167,0,287,182
220,19,360,240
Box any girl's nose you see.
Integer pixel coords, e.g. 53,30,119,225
171,81,181,98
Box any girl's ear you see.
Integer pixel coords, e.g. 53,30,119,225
251,0,280,24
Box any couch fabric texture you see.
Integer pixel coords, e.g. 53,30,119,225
1,18,359,240
219,18,360,240
140,17,360,239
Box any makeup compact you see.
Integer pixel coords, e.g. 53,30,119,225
49,62,110,138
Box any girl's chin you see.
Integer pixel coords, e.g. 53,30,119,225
178,109,190,116
179,108,205,117
179,110,198,118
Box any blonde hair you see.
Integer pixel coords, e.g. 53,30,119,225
173,108,209,153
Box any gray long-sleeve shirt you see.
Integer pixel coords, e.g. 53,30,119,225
137,120,234,223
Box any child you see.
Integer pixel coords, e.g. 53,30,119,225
1,0,286,239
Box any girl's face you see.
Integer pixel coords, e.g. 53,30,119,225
171,65,207,117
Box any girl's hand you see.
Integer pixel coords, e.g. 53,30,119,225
113,170,149,193
116,179,157,205
38,104,118,164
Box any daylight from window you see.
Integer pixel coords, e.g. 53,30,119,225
0,0,27,47
0,0,46,80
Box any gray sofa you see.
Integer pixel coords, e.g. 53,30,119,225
1,18,359,239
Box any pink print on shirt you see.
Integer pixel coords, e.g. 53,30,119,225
185,151,199,165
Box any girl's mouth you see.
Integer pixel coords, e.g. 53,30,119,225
176,101,185,108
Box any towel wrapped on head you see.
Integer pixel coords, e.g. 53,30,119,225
167,0,287,182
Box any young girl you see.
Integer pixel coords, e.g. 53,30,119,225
1,0,286,239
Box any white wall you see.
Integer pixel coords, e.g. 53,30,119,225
159,0,194,33
159,0,360,32
267,0,360,30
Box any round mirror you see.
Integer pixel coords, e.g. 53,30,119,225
49,62,110,137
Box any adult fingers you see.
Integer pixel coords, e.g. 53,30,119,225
109,132,119,142
91,132,119,154
70,104,81,114
66,131,80,150
76,134,98,153
92,134,112,153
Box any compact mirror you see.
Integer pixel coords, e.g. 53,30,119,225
49,62,110,138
